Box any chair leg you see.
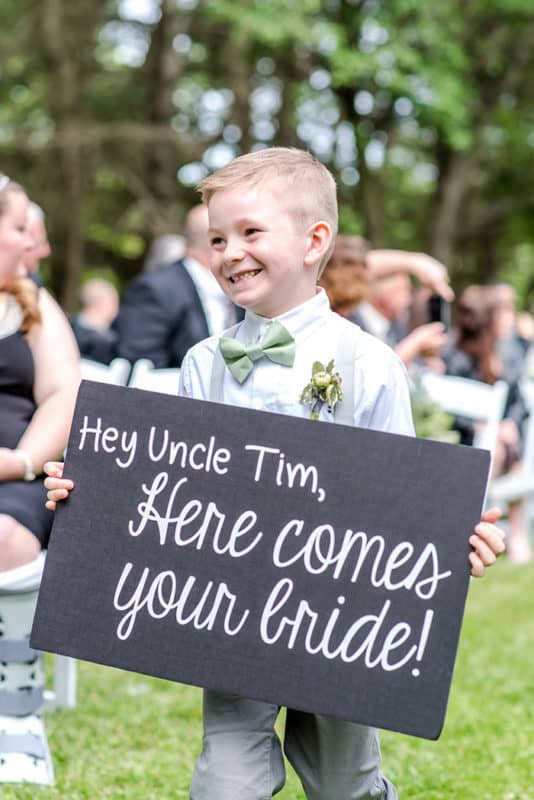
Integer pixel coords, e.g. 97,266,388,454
53,656,77,710
43,655,78,712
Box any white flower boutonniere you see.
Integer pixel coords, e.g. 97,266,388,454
300,360,343,420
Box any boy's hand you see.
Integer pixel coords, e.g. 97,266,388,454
469,507,506,577
44,461,74,511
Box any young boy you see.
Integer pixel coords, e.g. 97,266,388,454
45,148,504,800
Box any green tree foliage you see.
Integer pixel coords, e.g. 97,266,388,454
0,0,532,310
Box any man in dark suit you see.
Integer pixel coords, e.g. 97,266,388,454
115,205,238,368
70,279,119,365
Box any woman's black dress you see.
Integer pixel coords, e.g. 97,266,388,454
0,330,53,547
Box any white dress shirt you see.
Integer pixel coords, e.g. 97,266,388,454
179,289,414,436
182,257,237,335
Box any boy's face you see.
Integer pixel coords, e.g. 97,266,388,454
207,181,320,318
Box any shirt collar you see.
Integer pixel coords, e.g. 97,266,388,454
241,288,330,343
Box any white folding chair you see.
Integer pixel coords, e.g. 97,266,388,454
128,359,180,395
80,357,131,386
43,656,77,712
419,372,508,451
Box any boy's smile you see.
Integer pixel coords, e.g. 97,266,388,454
207,181,322,319
229,269,261,284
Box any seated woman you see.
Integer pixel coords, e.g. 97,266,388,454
0,176,80,571
0,174,80,783
442,285,531,564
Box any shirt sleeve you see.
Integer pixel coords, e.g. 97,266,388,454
354,337,415,437
178,338,217,401
178,352,193,398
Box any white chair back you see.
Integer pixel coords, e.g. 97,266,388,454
419,372,508,451
80,357,131,386
128,359,180,395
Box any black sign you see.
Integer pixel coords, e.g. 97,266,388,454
31,380,490,739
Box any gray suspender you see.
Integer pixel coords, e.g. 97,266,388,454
209,323,240,403
209,315,360,424
333,316,360,426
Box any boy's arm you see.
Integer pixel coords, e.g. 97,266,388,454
367,250,454,301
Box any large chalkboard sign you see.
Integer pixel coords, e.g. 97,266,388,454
32,380,490,739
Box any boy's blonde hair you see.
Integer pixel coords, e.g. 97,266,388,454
197,147,338,273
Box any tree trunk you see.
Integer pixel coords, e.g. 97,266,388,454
426,148,476,266
143,0,187,234
355,132,385,246
41,0,94,309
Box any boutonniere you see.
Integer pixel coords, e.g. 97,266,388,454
300,360,343,420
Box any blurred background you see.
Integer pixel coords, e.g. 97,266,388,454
1,0,533,311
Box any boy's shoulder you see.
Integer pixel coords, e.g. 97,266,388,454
183,331,221,363
332,313,405,369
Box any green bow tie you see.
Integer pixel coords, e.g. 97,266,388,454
219,320,296,384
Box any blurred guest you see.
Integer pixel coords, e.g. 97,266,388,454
442,285,531,564
115,205,239,368
22,201,89,370
355,271,413,346
143,233,186,271
491,282,517,340
489,282,532,372
320,236,447,370
0,176,79,569
516,310,534,350
23,203,51,276
366,248,454,301
70,278,119,365
318,234,369,316
517,310,534,379
443,286,528,444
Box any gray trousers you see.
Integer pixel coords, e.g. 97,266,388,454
190,690,399,800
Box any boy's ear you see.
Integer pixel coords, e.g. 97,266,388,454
304,221,333,268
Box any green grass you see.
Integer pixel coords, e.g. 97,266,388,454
4,560,533,799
